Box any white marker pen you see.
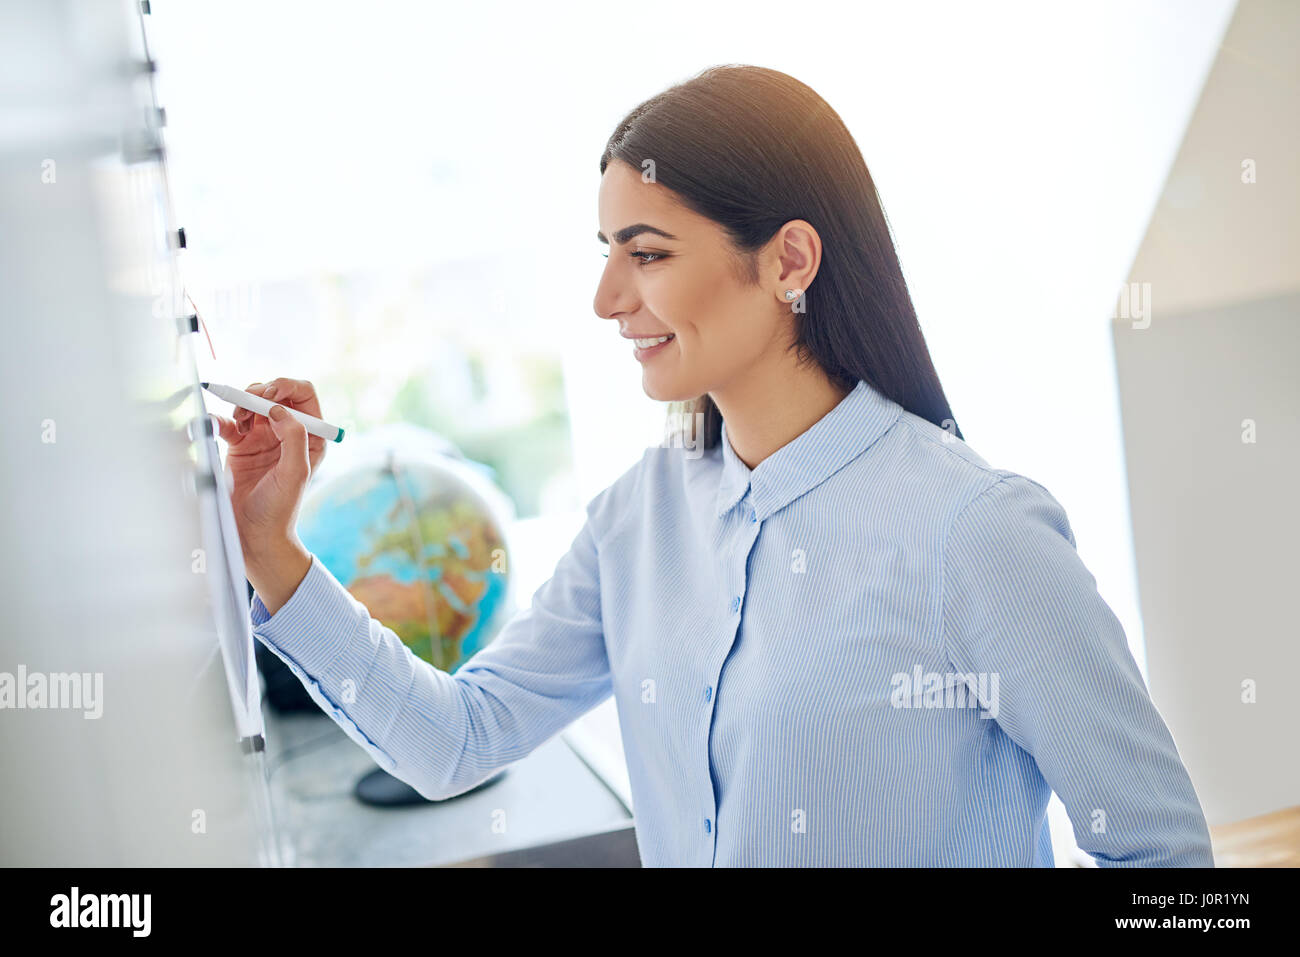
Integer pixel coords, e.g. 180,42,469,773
202,382,345,443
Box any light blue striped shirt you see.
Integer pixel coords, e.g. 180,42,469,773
252,378,1214,866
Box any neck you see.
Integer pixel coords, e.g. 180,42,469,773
709,355,853,470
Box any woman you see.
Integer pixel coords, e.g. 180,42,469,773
214,65,1213,867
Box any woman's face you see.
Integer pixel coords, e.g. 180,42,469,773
593,160,813,403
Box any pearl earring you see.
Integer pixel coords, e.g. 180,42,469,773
784,288,803,301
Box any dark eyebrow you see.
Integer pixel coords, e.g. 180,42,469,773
596,223,679,245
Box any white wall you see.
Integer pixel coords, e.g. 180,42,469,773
1114,0,1300,826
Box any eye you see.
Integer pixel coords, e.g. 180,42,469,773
599,250,666,266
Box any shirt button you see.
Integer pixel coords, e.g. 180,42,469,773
730,596,741,613
704,686,712,702
749,509,757,523
705,818,712,834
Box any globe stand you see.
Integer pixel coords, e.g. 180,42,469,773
353,766,508,807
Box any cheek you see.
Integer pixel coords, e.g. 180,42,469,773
685,290,779,366
655,267,759,348
641,257,782,383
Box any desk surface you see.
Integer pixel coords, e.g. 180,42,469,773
1210,805,1300,868
262,706,633,867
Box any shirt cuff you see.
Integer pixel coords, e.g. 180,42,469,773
250,554,357,679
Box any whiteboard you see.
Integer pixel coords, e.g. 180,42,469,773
0,0,275,865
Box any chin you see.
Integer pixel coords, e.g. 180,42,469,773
641,372,693,404
640,378,672,402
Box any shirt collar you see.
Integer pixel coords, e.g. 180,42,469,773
714,378,903,520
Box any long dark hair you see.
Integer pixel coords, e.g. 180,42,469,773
599,64,963,448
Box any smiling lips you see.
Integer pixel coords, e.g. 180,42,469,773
629,332,675,360
632,334,673,348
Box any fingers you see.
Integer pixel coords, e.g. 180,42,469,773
236,381,264,434
237,378,322,436
306,430,326,472
266,405,310,487
210,412,243,445
256,377,322,418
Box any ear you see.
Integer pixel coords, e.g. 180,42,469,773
773,219,821,301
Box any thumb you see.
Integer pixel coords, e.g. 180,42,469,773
267,405,309,486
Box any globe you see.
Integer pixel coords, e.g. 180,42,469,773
297,424,515,674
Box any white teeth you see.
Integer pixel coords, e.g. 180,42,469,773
634,335,674,348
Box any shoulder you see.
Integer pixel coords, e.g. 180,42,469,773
938,464,1079,585
582,448,650,535
874,408,1074,547
584,441,722,544
581,443,705,525
954,472,1074,543
889,407,999,493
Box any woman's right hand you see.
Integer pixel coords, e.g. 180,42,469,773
210,377,325,613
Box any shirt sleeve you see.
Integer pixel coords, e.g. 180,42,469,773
251,502,613,802
940,473,1214,867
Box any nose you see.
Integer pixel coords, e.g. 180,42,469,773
592,254,636,322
